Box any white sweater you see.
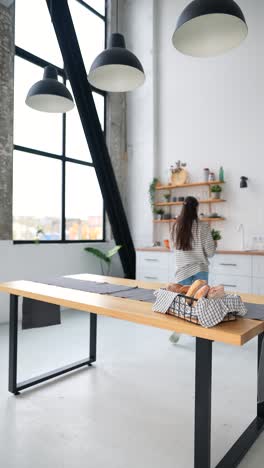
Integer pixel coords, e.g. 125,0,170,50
171,221,216,283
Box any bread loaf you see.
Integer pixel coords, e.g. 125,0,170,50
167,283,183,293
186,280,207,298
179,285,190,294
207,285,225,299
186,280,207,305
194,284,210,300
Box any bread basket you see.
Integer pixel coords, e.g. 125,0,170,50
168,293,237,326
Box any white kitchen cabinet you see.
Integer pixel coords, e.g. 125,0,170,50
251,257,264,294
137,266,169,283
136,250,263,293
136,251,169,283
252,277,264,295
252,256,264,278
211,254,252,277
209,273,252,294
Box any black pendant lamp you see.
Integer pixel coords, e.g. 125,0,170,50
88,0,145,92
26,65,74,113
172,0,248,57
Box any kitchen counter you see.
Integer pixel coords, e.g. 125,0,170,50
217,250,264,256
136,247,264,256
136,247,264,294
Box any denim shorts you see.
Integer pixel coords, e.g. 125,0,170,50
179,271,208,286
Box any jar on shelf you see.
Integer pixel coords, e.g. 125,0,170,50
203,168,210,182
208,172,215,182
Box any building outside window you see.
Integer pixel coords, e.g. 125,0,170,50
13,0,106,242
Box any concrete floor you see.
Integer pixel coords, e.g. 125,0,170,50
0,310,263,468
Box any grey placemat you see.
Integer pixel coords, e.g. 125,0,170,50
22,298,60,330
32,277,156,301
33,277,136,295
111,287,156,303
23,277,157,330
244,303,264,321
258,339,264,403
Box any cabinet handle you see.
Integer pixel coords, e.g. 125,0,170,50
222,284,237,288
144,258,158,262
144,276,158,280
219,263,237,267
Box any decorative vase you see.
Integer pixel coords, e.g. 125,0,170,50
219,166,224,182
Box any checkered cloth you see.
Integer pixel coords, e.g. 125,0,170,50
153,289,247,328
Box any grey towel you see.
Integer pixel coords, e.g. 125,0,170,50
22,298,61,330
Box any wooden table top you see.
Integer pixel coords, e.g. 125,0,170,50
0,274,264,347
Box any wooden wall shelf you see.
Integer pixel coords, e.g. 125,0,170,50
156,180,225,191
153,218,225,224
155,199,226,207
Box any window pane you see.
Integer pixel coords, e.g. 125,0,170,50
84,0,105,16
14,56,63,154
94,93,105,129
65,91,104,162
69,0,105,73
15,0,62,67
13,151,62,241
65,163,103,240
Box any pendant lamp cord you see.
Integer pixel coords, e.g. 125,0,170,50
116,0,119,32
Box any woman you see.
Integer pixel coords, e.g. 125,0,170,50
169,196,216,343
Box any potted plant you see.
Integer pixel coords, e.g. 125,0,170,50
155,208,165,220
34,226,45,244
149,178,159,214
211,184,222,199
84,245,122,275
211,229,222,242
164,193,171,202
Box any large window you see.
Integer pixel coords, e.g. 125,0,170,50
13,0,106,242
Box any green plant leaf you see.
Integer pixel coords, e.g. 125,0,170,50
106,245,122,259
211,184,222,192
149,177,159,214
211,229,222,241
84,247,110,264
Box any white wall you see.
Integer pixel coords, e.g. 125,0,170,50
0,241,123,323
122,0,157,247
124,0,264,250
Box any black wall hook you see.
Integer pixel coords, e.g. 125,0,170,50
240,176,248,188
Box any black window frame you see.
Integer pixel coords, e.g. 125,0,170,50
13,0,107,244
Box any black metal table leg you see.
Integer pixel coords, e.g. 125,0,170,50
194,338,212,468
9,295,19,394
215,332,264,468
257,332,264,419
89,312,97,363
8,295,98,394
